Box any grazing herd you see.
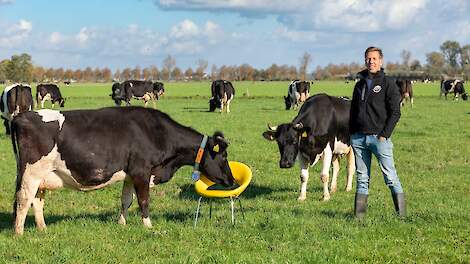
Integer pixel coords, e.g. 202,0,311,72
0,78,467,235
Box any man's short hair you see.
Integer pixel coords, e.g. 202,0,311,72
364,47,383,58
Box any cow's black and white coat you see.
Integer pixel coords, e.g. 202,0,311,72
11,107,234,235
209,80,235,113
0,84,33,134
284,80,310,110
111,80,165,107
440,80,468,100
264,94,355,201
36,83,65,108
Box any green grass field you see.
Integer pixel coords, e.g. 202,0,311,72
0,81,469,263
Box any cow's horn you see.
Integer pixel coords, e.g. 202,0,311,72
267,123,277,131
215,136,230,145
293,122,303,129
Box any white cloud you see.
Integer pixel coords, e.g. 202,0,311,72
49,32,63,44
0,0,14,4
0,19,32,48
170,19,200,39
75,27,89,44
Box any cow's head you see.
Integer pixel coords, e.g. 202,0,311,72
209,97,221,112
201,132,235,186
111,83,126,102
263,122,308,168
153,82,165,98
284,96,293,110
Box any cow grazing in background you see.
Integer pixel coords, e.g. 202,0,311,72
10,107,235,235
111,80,164,107
284,80,310,110
396,79,414,107
209,80,235,112
441,80,468,101
263,94,355,201
0,84,33,134
36,84,65,108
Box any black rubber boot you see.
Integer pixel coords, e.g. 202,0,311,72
392,192,406,218
354,193,368,219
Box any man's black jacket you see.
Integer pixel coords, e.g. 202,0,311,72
350,69,401,138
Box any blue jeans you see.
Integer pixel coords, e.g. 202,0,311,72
351,133,404,195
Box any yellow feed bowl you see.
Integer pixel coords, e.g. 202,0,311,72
195,161,252,198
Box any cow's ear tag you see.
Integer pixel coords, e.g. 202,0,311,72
213,144,220,153
301,132,308,138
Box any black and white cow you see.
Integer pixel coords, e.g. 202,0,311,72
284,80,310,110
0,84,34,134
396,79,414,107
11,106,234,235
209,80,235,113
111,80,165,107
36,84,65,108
440,80,468,100
263,93,355,201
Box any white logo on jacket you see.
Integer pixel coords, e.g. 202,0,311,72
372,85,382,93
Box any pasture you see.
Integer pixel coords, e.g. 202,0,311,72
0,81,469,263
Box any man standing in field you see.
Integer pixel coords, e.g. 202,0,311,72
350,46,406,218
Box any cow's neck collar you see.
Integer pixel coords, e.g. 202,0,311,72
191,135,208,181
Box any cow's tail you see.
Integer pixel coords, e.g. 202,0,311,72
10,119,21,220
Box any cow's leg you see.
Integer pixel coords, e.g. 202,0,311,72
345,147,355,192
14,178,41,235
51,102,55,108
32,189,46,231
118,177,135,225
144,100,149,108
226,100,231,113
298,156,309,201
152,99,156,109
330,155,340,193
41,99,45,109
320,145,333,201
132,176,152,228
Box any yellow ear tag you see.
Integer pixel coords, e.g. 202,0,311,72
213,144,220,153
302,132,308,138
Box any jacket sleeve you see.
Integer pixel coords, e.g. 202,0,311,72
380,78,401,138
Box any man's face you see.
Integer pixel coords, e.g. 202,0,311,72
365,51,383,74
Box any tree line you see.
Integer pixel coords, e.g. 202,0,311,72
1,40,468,83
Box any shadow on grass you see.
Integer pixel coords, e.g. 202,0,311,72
0,211,116,233
178,183,294,201
319,209,354,219
182,107,211,113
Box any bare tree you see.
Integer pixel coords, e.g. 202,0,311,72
163,55,176,80
400,50,412,69
195,59,208,81
299,52,312,81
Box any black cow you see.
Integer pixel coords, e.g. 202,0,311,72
36,84,65,108
396,79,414,107
10,106,234,235
440,80,468,100
111,80,164,108
263,94,355,201
209,80,235,112
284,80,310,110
0,84,33,134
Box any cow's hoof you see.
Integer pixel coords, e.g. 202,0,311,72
345,187,352,192
297,196,306,201
118,215,127,225
142,217,152,228
37,225,47,232
320,195,330,201
330,187,337,193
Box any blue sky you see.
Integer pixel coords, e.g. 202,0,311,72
1,0,469,72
